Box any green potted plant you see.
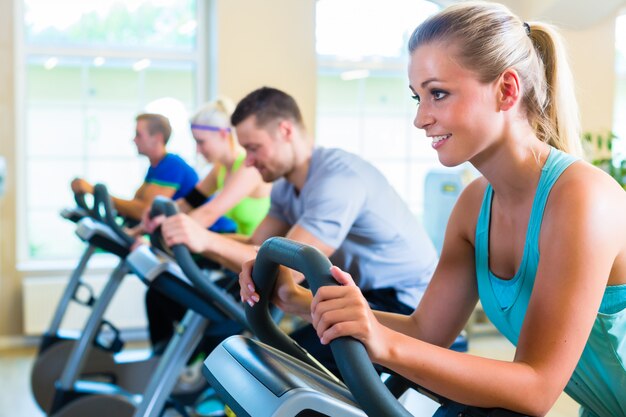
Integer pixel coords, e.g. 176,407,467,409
582,131,625,188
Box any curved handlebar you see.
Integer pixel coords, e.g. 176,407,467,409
248,237,413,417
90,185,105,222
74,192,90,212
150,196,176,219
93,183,135,247
147,197,176,253
152,197,248,329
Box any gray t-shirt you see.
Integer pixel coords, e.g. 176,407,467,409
269,147,438,308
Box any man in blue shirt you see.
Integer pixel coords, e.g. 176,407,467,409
71,113,198,222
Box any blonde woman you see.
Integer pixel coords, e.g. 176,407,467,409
242,2,626,416
144,97,271,236
145,97,270,355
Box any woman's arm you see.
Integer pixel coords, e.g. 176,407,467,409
312,170,624,415
312,178,482,349
189,165,264,228
375,190,481,347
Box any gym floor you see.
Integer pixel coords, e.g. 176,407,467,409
0,333,579,417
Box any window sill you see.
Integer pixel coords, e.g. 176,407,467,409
17,253,119,276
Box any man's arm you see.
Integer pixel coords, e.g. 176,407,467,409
283,225,335,256
71,178,94,194
239,222,337,315
70,178,173,222
112,182,176,221
161,213,291,272
177,168,218,215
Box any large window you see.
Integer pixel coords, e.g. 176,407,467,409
21,0,204,261
315,0,449,217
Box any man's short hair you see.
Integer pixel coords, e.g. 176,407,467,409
136,113,172,144
231,87,304,129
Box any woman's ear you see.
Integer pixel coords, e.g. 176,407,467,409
498,68,521,112
219,128,229,139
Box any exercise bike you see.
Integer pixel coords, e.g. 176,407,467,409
47,193,249,417
203,237,530,417
31,189,142,412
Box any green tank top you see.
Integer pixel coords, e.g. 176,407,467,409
475,147,626,417
216,153,270,236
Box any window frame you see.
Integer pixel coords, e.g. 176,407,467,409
15,0,212,269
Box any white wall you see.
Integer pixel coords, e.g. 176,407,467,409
215,0,317,133
0,0,18,340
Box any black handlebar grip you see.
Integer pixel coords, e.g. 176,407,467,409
249,237,413,417
154,198,248,329
93,183,135,247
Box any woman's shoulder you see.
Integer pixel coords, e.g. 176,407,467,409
546,160,626,237
224,159,271,196
446,176,489,242
458,176,489,210
552,159,625,206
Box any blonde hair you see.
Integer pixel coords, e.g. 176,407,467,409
408,1,582,155
190,96,238,145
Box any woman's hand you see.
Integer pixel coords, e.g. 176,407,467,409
239,258,260,307
160,213,211,253
311,266,388,360
239,259,313,319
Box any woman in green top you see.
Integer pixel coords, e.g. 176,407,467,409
145,97,270,236
142,97,270,361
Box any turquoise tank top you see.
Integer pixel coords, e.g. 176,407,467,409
475,147,626,417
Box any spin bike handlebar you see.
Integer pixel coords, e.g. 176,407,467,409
149,197,248,329
73,191,92,216
248,237,413,417
248,237,530,417
93,183,135,247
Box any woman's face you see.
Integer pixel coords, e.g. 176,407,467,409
408,42,504,167
192,129,226,163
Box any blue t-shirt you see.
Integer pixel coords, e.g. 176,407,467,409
144,154,198,200
269,147,438,308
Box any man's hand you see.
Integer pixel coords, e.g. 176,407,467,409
71,178,94,195
240,258,313,320
160,213,212,253
140,206,165,234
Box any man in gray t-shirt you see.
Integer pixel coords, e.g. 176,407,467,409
270,146,437,308
161,86,438,375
